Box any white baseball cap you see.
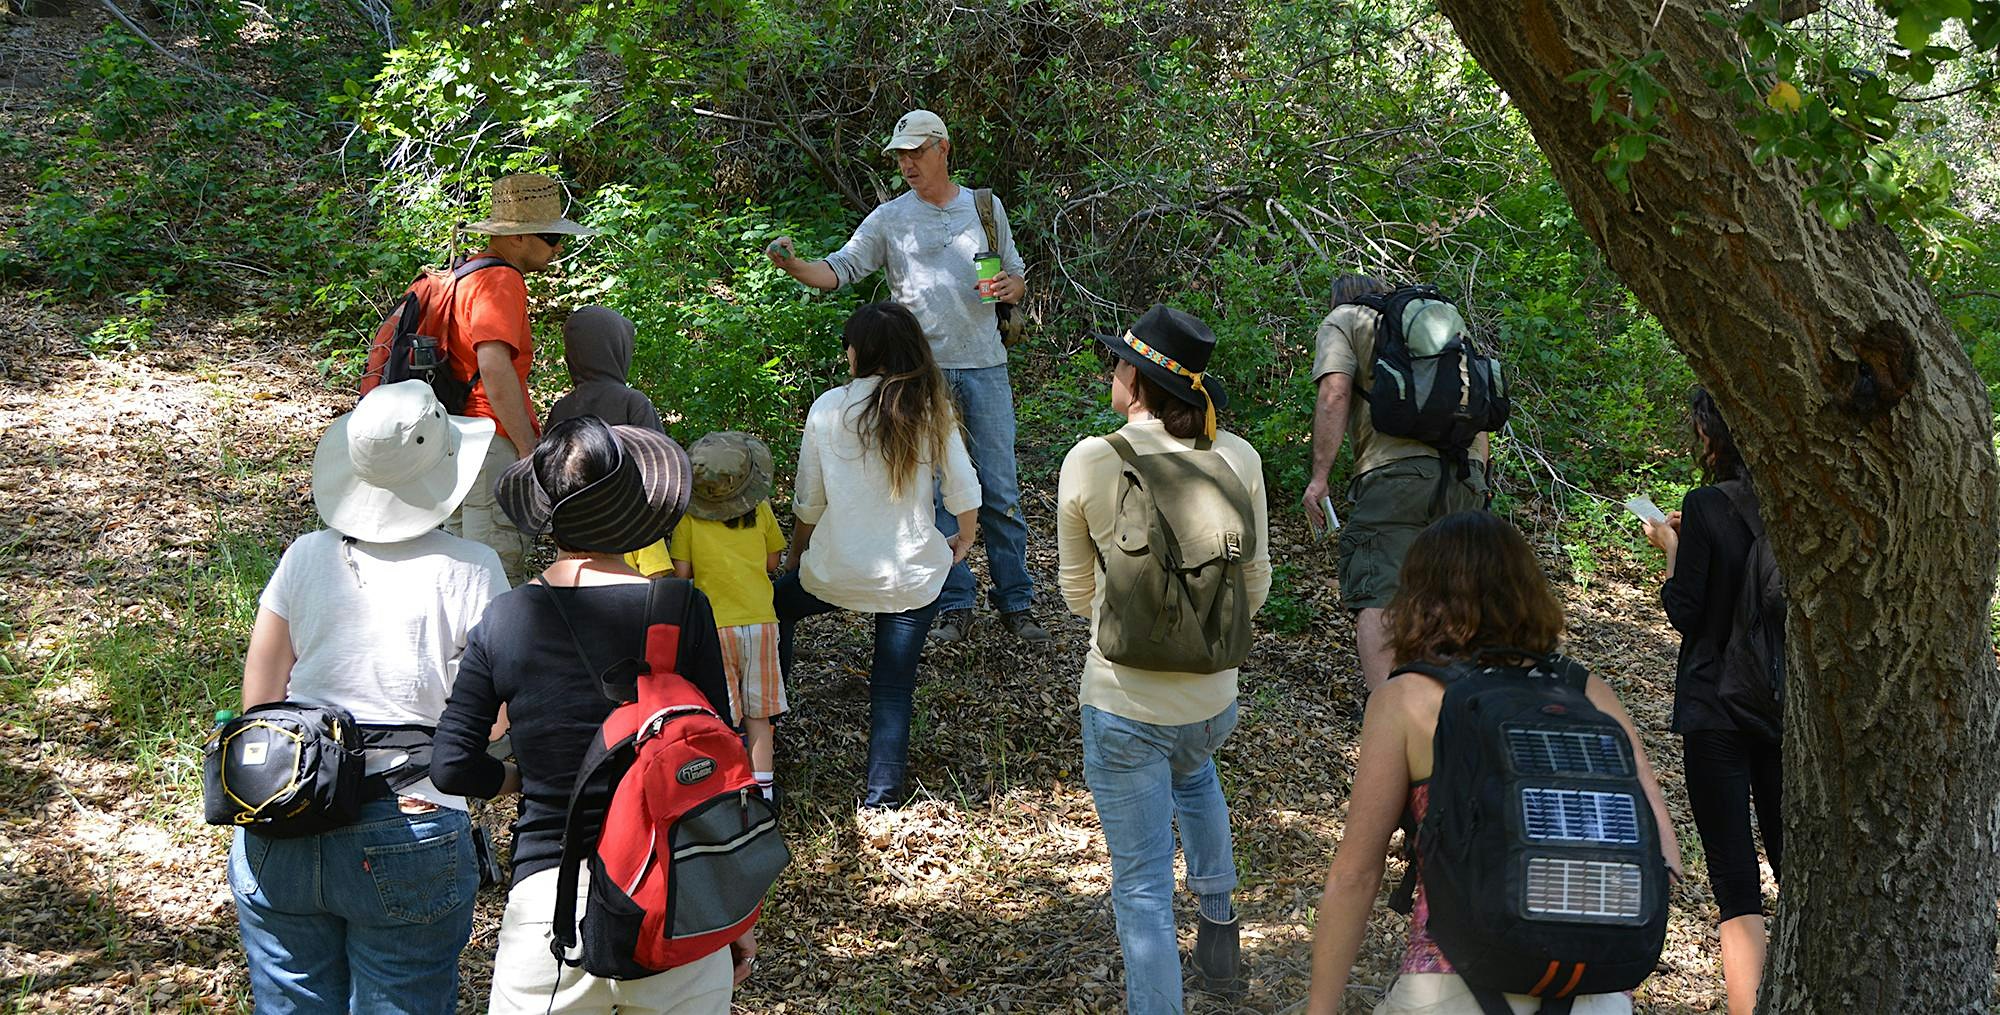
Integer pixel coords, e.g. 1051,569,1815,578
882,109,949,154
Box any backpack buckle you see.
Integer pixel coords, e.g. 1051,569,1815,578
1222,531,1242,561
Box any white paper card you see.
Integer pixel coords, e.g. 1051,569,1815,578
1623,495,1667,525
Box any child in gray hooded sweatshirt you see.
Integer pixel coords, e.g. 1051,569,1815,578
548,305,673,573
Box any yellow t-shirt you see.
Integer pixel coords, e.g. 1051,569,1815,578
625,538,674,579
669,502,785,627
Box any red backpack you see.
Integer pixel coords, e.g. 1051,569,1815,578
544,578,789,979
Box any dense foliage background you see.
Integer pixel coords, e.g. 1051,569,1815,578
4,0,1996,545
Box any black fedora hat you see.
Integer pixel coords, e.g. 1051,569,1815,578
493,420,691,554
1094,305,1229,434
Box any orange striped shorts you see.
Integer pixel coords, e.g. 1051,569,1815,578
718,622,786,720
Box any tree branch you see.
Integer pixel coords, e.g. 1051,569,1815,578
96,0,276,104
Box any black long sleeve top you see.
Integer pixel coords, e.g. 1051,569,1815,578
431,579,735,885
1659,484,1755,734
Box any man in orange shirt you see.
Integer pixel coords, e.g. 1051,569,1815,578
447,173,596,583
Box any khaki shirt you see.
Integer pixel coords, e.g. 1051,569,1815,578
1311,303,1488,478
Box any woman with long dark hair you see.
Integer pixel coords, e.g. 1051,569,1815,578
777,301,980,810
1641,387,1782,1015
1307,512,1681,1014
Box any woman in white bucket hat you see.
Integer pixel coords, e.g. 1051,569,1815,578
228,381,514,1015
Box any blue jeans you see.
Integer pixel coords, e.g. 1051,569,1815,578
934,365,1035,614
775,571,940,807
229,797,479,1015
1082,702,1241,1015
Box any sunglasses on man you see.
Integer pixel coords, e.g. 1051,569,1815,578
535,232,569,249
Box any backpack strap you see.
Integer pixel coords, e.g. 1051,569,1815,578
549,725,621,967
536,578,650,703
1717,478,1766,541
1462,985,1575,1015
973,188,1000,252
438,254,517,392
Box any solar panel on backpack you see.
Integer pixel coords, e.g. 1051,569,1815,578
1520,787,1642,844
1524,857,1648,921
1505,725,1630,775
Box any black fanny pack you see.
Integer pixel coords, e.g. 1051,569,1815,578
202,701,436,838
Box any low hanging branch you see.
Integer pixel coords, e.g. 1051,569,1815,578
95,0,277,104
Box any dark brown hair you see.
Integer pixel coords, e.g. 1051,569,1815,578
534,416,622,554
842,302,959,498
1385,511,1564,666
1131,370,1208,440
1689,387,1744,485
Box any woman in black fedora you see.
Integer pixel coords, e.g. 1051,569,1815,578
1056,305,1272,1014
429,416,753,1013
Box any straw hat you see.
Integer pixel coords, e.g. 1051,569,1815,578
493,419,691,554
313,381,496,542
686,432,774,521
463,173,598,237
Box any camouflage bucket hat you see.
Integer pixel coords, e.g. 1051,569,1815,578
686,431,774,522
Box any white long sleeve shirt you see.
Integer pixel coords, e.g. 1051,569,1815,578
794,376,981,613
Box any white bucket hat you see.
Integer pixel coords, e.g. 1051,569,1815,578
463,173,599,237
881,109,949,154
313,381,497,542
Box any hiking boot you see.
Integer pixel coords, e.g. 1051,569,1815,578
1194,915,1243,996
928,609,973,643
1000,609,1050,643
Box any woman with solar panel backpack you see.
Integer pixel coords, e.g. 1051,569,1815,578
1305,511,1684,1015
1639,387,1783,1015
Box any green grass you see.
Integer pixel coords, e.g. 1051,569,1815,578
80,534,278,815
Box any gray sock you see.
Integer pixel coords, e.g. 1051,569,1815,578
1199,892,1234,924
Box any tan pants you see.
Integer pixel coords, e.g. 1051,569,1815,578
447,436,531,585
486,867,734,1015
1375,974,1633,1014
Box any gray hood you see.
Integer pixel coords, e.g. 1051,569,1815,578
563,305,637,385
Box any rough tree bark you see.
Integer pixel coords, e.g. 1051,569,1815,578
1429,1,2000,1011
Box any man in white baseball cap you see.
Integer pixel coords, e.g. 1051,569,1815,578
765,109,1045,645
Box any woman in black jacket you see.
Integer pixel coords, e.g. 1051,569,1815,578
430,416,753,1014
1642,387,1781,1015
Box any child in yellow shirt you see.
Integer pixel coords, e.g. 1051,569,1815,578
672,432,787,799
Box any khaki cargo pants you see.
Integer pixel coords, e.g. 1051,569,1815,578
447,436,531,586
1336,455,1489,611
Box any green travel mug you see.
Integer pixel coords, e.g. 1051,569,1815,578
975,251,1002,304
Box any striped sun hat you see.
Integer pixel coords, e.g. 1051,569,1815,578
494,420,690,554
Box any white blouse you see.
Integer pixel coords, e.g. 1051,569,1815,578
793,375,981,613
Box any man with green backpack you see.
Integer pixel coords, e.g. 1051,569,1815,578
1303,275,1507,692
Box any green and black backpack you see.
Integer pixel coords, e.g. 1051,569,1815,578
1354,284,1509,480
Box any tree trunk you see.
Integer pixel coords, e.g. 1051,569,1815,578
1429,1,2000,1010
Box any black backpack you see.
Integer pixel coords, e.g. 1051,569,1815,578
1717,479,1785,743
1394,652,1667,1015
1353,285,1508,483
361,255,514,412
